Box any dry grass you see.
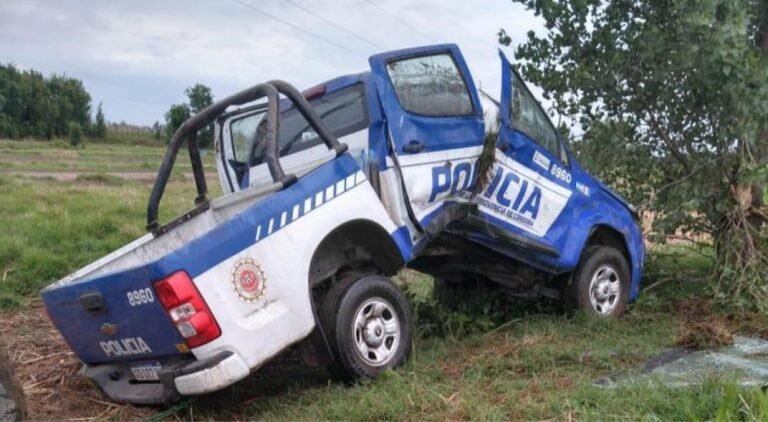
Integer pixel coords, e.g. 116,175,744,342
676,319,735,349
0,301,152,420
672,299,732,349
672,298,768,350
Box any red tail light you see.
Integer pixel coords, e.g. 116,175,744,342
153,271,221,348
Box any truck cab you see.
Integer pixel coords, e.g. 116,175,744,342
41,44,643,405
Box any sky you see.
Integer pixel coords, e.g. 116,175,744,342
0,0,545,125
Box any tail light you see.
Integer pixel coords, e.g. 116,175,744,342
153,271,221,348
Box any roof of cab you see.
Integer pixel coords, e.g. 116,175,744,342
305,71,370,95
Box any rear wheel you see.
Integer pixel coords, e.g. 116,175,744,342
0,351,25,421
320,274,413,380
571,245,630,318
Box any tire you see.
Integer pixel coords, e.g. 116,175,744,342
0,352,25,422
571,245,630,318
319,274,413,380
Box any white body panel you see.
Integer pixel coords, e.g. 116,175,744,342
189,171,398,374
477,151,572,237
395,145,482,220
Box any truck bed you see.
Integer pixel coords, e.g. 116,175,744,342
41,182,280,364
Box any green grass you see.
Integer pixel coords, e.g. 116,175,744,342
0,139,221,307
1,140,767,419
0,176,211,307
0,138,216,173
166,286,767,420
159,248,766,420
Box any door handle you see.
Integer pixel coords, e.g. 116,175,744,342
403,140,425,154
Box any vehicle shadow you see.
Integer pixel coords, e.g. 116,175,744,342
180,347,333,419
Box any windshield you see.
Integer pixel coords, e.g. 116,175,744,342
230,83,367,166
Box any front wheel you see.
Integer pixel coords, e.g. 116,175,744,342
571,245,630,318
320,274,413,380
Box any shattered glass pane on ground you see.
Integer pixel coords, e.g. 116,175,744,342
596,336,768,388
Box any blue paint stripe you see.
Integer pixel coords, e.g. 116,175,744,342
390,226,413,262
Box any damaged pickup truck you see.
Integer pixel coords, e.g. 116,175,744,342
41,44,644,404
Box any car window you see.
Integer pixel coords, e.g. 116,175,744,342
509,68,560,157
386,53,474,117
230,84,367,165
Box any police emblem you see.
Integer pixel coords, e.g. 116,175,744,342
231,258,266,302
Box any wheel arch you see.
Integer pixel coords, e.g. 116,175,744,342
583,224,632,271
308,219,405,287
301,219,405,366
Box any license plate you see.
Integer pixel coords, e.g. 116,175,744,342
130,362,161,381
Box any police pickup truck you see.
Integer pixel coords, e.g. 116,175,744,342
41,45,644,404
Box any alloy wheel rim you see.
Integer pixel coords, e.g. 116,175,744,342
352,297,400,367
588,265,621,315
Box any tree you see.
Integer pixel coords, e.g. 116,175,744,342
68,122,82,147
184,83,214,147
94,102,106,139
500,0,768,309
185,83,213,114
164,103,190,141
0,64,91,140
152,121,162,140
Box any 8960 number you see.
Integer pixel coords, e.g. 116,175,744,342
127,288,154,306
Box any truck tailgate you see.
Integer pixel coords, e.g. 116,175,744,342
42,266,187,365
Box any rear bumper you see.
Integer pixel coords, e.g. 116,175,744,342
82,351,250,405
174,351,250,395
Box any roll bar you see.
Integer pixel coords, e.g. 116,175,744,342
146,80,348,234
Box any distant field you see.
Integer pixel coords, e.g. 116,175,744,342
0,138,221,306
0,139,766,420
0,138,217,174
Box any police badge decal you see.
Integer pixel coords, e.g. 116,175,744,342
231,258,267,302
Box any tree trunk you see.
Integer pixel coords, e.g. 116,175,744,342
753,6,768,212
743,6,768,214
726,8,768,261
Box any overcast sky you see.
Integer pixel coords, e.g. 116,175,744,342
0,0,544,125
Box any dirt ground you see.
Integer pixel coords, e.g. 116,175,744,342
0,301,154,420
0,300,326,421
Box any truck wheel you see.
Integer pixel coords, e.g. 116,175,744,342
572,245,630,318
0,352,25,422
320,274,413,381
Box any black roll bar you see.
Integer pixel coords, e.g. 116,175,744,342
146,80,349,234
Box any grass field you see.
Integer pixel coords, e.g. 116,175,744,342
0,138,217,174
1,139,767,420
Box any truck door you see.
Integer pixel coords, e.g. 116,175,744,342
474,51,574,262
368,44,485,233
